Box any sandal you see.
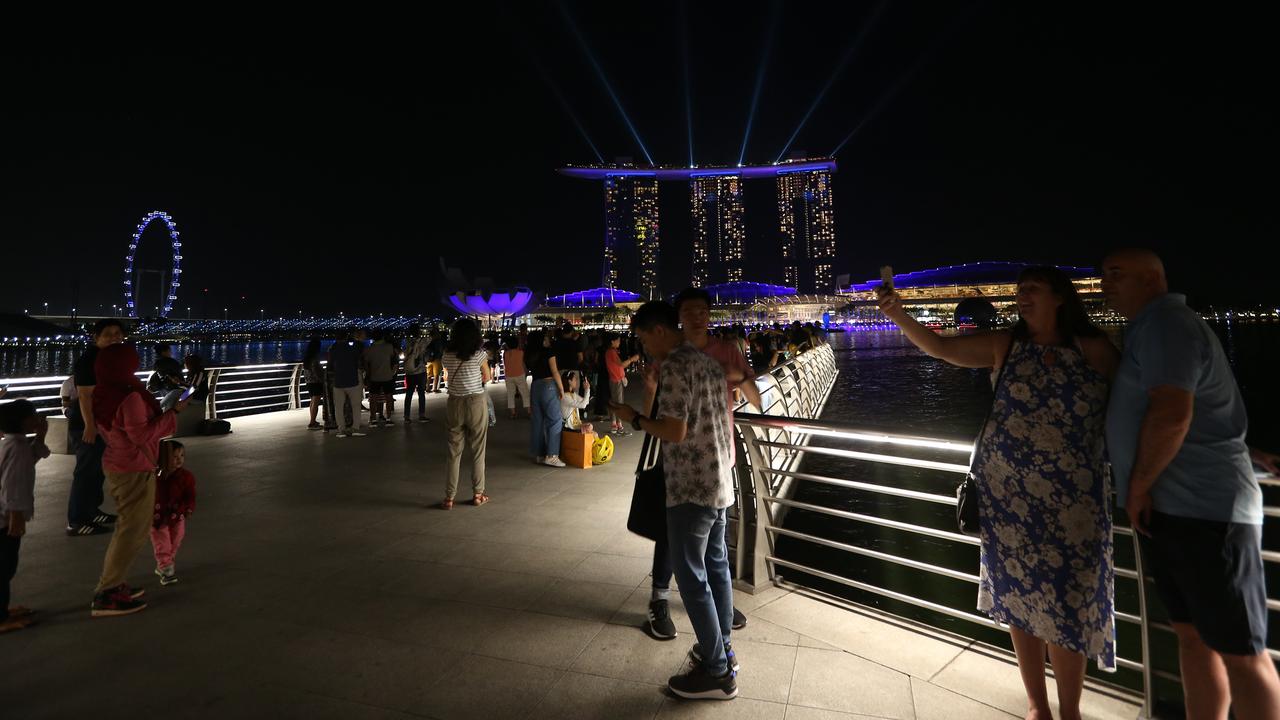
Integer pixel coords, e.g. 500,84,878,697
472,493,491,507
440,498,454,510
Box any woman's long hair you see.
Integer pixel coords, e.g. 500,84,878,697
303,336,322,364
446,318,482,360
1010,266,1104,346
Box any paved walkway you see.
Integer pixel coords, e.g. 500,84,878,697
0,386,1142,719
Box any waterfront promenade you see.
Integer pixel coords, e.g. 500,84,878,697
0,385,1141,719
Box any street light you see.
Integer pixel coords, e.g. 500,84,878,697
223,307,228,322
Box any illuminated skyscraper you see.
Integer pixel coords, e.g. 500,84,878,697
559,158,836,296
690,175,746,287
603,176,661,298
777,166,837,293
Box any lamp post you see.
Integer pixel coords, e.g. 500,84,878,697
224,307,228,322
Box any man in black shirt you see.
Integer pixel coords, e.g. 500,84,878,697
66,318,126,536
554,326,583,373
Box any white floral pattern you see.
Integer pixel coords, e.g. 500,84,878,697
974,341,1115,671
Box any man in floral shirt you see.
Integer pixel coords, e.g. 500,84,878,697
610,301,737,701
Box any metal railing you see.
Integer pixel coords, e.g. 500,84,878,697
731,413,1279,718
726,345,840,580
0,359,505,424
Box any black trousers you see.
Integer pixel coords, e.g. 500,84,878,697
0,533,20,622
68,435,107,526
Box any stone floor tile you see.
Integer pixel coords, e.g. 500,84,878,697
527,671,666,720
788,647,915,719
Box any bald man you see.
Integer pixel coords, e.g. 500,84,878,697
1103,249,1280,719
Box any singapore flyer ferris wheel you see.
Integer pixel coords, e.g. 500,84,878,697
123,210,183,318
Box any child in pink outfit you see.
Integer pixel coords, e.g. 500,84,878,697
150,440,195,586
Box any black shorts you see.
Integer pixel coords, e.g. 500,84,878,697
306,382,325,398
1143,511,1268,656
367,380,397,395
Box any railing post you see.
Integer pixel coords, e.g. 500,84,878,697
288,364,303,410
737,424,778,593
205,368,221,420
1133,532,1154,719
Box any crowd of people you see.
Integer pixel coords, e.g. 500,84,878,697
1,248,1275,714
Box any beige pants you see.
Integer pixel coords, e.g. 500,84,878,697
96,470,156,593
445,393,488,499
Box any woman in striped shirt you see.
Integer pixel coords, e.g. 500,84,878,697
440,318,492,510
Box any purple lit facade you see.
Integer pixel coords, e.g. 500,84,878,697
544,287,642,308
448,288,536,316
700,281,797,304
840,261,1096,293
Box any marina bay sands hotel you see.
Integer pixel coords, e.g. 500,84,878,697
557,158,837,298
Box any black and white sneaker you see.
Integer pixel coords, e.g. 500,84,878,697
647,599,678,640
93,511,118,525
732,607,748,630
66,523,111,537
667,662,737,701
691,641,740,673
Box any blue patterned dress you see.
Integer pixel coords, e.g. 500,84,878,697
972,339,1115,670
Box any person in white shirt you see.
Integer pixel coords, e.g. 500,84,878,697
559,371,592,430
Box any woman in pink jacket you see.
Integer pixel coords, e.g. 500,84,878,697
89,344,188,618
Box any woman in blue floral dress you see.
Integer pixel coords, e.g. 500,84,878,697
879,266,1118,720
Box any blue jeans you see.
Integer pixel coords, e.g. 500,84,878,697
529,378,562,457
667,503,734,676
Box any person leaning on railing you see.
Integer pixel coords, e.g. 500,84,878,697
1101,248,1280,719
878,266,1120,720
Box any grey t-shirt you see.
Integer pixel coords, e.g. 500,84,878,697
1106,294,1260,524
364,340,397,383
657,342,734,509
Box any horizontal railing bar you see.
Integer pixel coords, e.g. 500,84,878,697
212,378,293,388
764,495,980,545
763,468,960,505
215,394,290,406
755,440,971,474
216,402,290,414
213,385,291,396
767,526,980,582
767,558,1145,672
736,413,974,450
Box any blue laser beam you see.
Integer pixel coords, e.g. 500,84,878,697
558,2,655,166
680,0,694,167
830,1,984,157
537,61,606,164
775,0,891,163
739,0,781,166
497,5,605,163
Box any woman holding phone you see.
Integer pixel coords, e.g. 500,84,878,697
877,266,1118,720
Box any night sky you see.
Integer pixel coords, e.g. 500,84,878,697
3,4,1275,318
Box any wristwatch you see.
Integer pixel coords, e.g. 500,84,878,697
631,414,644,432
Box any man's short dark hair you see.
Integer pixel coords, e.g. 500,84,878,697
631,301,680,332
0,399,37,434
674,287,712,314
93,318,124,336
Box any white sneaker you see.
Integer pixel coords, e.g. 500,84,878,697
543,456,567,468
350,431,367,437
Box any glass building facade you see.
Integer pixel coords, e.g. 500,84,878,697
690,175,746,287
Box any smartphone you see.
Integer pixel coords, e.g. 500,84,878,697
178,384,197,402
879,265,895,291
